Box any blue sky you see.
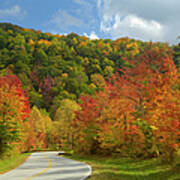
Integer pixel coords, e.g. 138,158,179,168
0,0,179,44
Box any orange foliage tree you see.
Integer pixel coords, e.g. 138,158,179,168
0,75,31,156
72,47,180,159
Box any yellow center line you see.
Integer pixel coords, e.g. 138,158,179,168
24,155,52,180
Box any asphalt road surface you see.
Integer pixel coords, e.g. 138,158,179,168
0,151,92,180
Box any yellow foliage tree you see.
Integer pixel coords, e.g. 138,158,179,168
54,99,81,150
30,106,52,149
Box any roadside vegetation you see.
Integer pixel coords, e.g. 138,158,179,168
0,153,30,174
65,153,180,180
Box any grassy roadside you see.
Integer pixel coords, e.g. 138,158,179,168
0,153,31,174
64,154,180,180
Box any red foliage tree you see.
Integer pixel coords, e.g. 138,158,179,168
0,75,31,155
39,75,54,110
72,47,180,159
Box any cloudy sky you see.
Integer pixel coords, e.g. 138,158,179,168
0,0,179,44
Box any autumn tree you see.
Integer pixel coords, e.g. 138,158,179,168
0,75,31,156
54,99,80,150
72,47,180,160
90,73,106,89
29,106,52,150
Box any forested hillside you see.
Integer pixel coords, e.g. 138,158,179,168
0,23,179,115
0,23,179,160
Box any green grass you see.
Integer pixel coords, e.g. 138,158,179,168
0,153,31,174
64,154,180,180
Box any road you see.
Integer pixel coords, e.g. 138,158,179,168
0,151,92,180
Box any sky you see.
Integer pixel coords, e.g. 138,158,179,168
0,0,179,44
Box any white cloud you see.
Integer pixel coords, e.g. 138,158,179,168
50,9,84,31
0,5,26,19
84,31,99,40
101,13,164,41
97,0,180,43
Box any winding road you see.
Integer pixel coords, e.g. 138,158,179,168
0,151,92,180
